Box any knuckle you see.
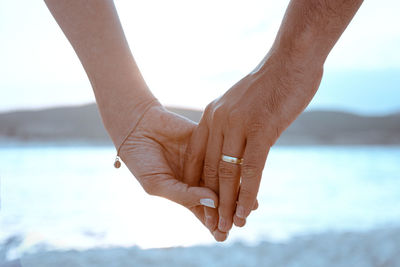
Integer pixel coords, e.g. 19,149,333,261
204,100,218,117
242,163,262,180
199,113,209,127
247,121,267,137
211,105,226,122
239,187,256,207
205,101,215,114
204,163,218,179
203,165,218,190
201,103,215,125
218,162,237,180
239,186,254,200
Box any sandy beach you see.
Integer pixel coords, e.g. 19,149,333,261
1,226,399,267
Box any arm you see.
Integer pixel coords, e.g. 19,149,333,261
184,0,363,240
255,0,363,76
44,0,155,149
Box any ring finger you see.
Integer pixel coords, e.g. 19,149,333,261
217,128,245,232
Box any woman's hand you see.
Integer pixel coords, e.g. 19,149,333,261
184,51,324,238
119,103,221,238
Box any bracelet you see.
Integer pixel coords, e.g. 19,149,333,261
114,98,160,168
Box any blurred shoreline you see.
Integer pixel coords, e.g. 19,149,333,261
0,104,399,146
2,226,399,267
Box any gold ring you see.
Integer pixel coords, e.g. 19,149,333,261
221,155,243,165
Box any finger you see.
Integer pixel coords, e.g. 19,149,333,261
152,175,219,210
143,173,219,234
182,116,218,232
203,124,223,193
236,136,270,221
253,199,259,210
189,205,208,228
217,131,245,232
213,229,229,242
203,125,224,231
236,185,259,210
233,198,258,227
192,206,228,242
190,205,221,239
183,119,209,186
233,215,246,228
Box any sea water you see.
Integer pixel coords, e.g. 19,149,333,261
1,145,400,252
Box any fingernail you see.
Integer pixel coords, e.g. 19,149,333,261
205,215,213,229
218,217,226,231
200,198,215,208
213,230,228,242
236,205,246,219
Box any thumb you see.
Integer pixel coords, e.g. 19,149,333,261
187,186,219,209
156,177,219,210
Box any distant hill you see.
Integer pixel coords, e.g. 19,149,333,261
0,104,399,145
277,110,400,145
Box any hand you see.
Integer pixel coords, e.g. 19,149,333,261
119,104,219,236
184,51,323,238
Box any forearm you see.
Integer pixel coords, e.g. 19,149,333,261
44,0,157,148
257,0,363,71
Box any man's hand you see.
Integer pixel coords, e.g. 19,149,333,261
119,104,220,237
184,0,363,240
184,51,323,239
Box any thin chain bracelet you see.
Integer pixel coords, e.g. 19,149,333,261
114,98,160,168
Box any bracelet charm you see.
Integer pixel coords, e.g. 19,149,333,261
114,156,121,168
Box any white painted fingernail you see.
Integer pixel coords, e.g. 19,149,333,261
200,198,215,208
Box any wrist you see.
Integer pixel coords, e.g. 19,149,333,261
99,92,161,150
271,37,326,71
251,46,323,82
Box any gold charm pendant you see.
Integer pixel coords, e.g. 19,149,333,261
114,156,121,168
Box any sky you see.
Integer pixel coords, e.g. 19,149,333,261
0,0,399,115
